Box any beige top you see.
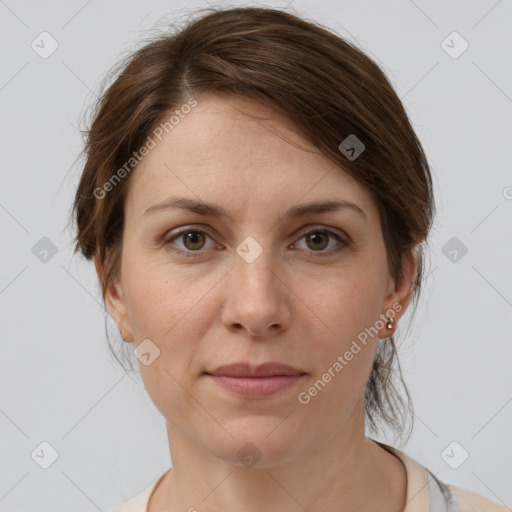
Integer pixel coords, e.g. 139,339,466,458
110,444,509,511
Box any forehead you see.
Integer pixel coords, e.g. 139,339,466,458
125,94,377,224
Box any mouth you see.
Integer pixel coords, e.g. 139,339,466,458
205,362,306,377
203,362,307,398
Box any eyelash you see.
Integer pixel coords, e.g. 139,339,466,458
162,226,348,259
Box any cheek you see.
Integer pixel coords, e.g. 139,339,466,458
123,255,214,338
121,259,216,404
316,276,384,348
303,275,382,401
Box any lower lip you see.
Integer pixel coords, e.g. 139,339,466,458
205,374,306,398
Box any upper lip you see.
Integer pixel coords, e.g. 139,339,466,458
205,362,306,377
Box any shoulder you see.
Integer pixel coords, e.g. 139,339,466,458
108,471,168,512
447,483,511,511
373,440,510,512
108,487,151,512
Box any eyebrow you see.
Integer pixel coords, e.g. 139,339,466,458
143,196,367,222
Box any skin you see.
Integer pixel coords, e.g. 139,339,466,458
95,94,417,511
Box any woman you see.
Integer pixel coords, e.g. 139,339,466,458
70,6,509,512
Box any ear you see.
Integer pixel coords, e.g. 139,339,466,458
378,248,418,338
94,250,133,342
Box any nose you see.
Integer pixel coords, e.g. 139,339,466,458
221,244,292,338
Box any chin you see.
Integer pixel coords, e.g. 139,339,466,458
200,420,306,469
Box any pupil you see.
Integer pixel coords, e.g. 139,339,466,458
185,231,203,249
309,232,327,250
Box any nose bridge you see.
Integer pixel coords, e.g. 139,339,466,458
221,233,290,336
233,234,278,294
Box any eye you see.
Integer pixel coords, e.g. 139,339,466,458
163,226,348,259
292,228,348,257
164,228,218,257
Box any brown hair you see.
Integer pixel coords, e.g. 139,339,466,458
69,5,435,446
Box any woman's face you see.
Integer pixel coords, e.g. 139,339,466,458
99,94,416,467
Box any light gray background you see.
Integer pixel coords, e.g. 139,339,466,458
1,0,511,510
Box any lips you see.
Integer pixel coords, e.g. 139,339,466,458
205,362,306,377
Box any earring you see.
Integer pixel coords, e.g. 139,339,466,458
121,329,126,341
386,317,394,329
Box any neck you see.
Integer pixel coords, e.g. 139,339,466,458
149,398,407,512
